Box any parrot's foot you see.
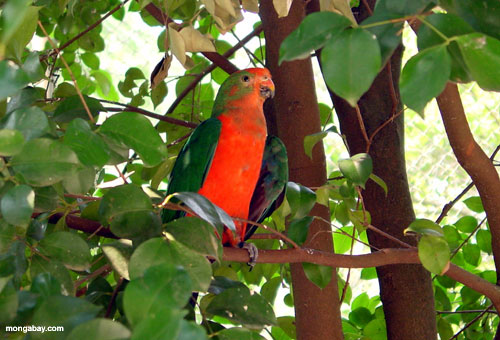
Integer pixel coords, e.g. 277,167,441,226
240,242,258,270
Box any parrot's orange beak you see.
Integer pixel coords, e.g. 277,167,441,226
259,77,275,99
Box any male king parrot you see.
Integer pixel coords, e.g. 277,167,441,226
162,68,288,260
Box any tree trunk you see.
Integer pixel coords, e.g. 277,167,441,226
314,0,438,335
260,1,344,339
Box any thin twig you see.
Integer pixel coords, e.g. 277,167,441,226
366,110,403,153
105,277,124,318
38,21,95,123
114,165,128,184
103,106,197,129
450,304,494,340
361,0,373,15
437,309,497,315
64,194,102,201
74,264,112,289
355,105,370,147
59,1,129,53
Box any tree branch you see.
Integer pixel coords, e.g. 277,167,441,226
436,83,500,281
103,105,198,128
36,210,500,313
223,247,500,313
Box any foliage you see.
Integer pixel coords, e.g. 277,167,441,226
0,0,499,339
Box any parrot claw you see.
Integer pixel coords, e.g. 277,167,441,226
240,242,258,269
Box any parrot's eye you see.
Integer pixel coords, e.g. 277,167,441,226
241,75,250,83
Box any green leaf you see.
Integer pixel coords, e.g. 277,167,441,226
11,138,82,186
101,239,133,280
99,184,160,240
81,53,100,69
30,273,62,299
63,118,110,167
369,173,388,196
476,229,492,254
260,277,281,305
218,328,265,340
456,33,500,91
454,216,477,233
0,184,34,227
363,318,387,340
333,226,355,254
171,192,235,236
321,28,381,107
62,165,95,194
418,235,450,274
206,285,277,329
124,263,192,326
126,67,146,80
417,13,474,83
302,262,332,289
405,218,444,237
175,320,209,340
99,184,153,221
39,231,91,271
91,70,119,102
349,307,374,327
437,317,454,340
129,237,212,292
0,280,17,325
400,45,451,115
31,296,101,340
277,316,296,339
67,318,131,340
439,0,500,40
463,196,484,213
99,112,166,167
30,256,74,296
0,0,32,47
1,106,50,141
360,267,377,280
22,51,45,82
0,60,30,100
53,95,104,123
166,217,221,259
462,243,481,266
2,4,39,60
338,153,373,188
443,225,461,250
151,80,168,108
287,216,313,246
286,182,316,219
279,12,352,64
303,126,338,159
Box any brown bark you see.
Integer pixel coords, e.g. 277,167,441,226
436,83,500,281
260,1,343,339
310,1,437,338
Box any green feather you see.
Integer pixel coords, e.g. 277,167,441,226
162,118,221,223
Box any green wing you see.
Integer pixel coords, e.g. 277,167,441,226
162,118,222,223
246,136,289,239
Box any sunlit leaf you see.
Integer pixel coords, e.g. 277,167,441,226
418,235,450,275
321,28,381,107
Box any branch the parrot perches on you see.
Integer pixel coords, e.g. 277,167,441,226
162,68,289,259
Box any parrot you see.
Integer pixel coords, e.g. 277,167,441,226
162,68,288,259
